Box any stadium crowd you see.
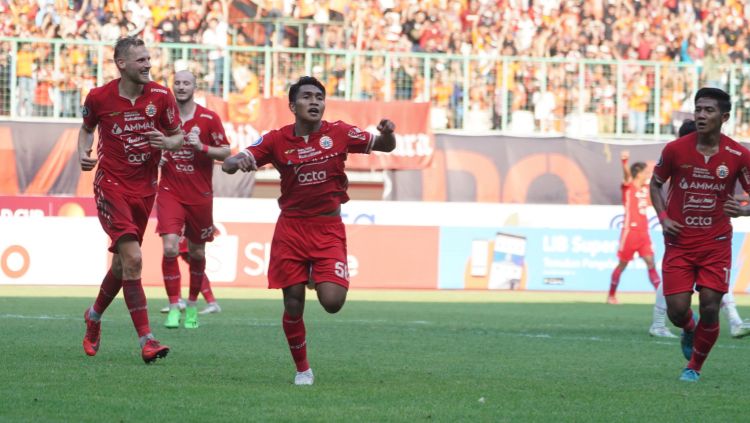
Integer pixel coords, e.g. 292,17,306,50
1,0,750,136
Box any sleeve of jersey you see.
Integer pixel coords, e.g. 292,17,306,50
243,133,273,167
739,152,750,193
81,92,98,130
342,123,375,154
210,114,230,147
652,144,672,184
160,90,181,133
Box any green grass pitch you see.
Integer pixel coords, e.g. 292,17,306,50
1,294,749,422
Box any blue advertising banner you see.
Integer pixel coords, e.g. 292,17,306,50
439,227,748,292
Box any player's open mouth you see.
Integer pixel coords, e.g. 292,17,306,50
696,122,706,129
308,108,319,114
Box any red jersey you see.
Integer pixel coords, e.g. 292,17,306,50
621,182,649,232
653,132,750,247
83,79,181,196
159,104,229,204
243,120,375,217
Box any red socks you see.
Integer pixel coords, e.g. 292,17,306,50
647,268,660,289
688,321,720,372
677,309,697,332
201,274,216,303
92,269,123,315
122,279,150,337
188,257,206,302
282,311,309,372
609,267,623,297
162,255,181,304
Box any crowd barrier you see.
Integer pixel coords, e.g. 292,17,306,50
4,196,750,293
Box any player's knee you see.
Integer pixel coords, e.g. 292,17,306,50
284,297,304,315
698,302,721,321
321,298,345,314
189,248,205,261
120,251,143,273
163,246,179,258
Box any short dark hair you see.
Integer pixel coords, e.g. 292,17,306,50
694,87,731,114
630,162,647,178
678,119,696,137
288,76,326,103
114,36,145,60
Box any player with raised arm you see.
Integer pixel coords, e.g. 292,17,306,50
608,150,676,338
675,119,750,339
650,88,750,382
222,76,396,385
158,70,230,329
78,36,184,363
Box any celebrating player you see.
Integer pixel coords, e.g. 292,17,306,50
608,150,676,338
650,87,750,382
221,76,396,385
78,36,183,363
675,119,750,339
157,70,230,329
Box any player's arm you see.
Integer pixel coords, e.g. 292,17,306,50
620,150,631,183
145,127,184,151
650,176,683,236
222,150,258,174
726,161,750,217
78,124,97,171
184,131,230,161
372,119,396,152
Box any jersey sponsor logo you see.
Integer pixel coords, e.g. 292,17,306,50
656,155,663,167
145,103,157,117
725,146,742,156
678,178,725,191
211,132,224,143
716,164,729,179
150,88,168,94
190,126,201,136
250,136,263,146
742,167,750,185
124,111,144,122
285,149,296,154
108,111,121,117
319,135,333,149
175,163,195,172
172,149,195,161
297,170,327,184
112,123,123,135
123,121,155,132
347,127,367,141
684,215,713,227
127,152,151,163
692,167,714,180
199,113,213,119
126,136,144,144
683,192,717,212
81,106,90,117
298,146,321,159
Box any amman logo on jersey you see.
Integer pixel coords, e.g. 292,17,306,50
716,164,729,179
112,123,123,135
145,103,157,117
319,136,333,149
81,106,90,117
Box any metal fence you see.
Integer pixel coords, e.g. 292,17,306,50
1,37,749,140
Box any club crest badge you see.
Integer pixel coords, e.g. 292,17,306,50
716,164,729,179
319,136,333,149
145,103,157,117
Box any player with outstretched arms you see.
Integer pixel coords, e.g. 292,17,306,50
222,76,396,385
157,70,230,329
650,87,750,382
609,150,676,338
78,36,184,363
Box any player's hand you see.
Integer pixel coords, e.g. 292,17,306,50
724,195,744,218
185,131,202,150
79,149,97,171
237,154,258,172
377,119,395,135
620,150,629,162
661,217,684,237
144,130,168,149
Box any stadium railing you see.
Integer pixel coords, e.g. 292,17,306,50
1,37,749,140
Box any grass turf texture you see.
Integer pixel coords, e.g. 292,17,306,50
1,290,749,422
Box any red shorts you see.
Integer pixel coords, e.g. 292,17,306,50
617,229,653,261
156,190,215,244
661,242,731,295
268,214,349,289
94,185,155,253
